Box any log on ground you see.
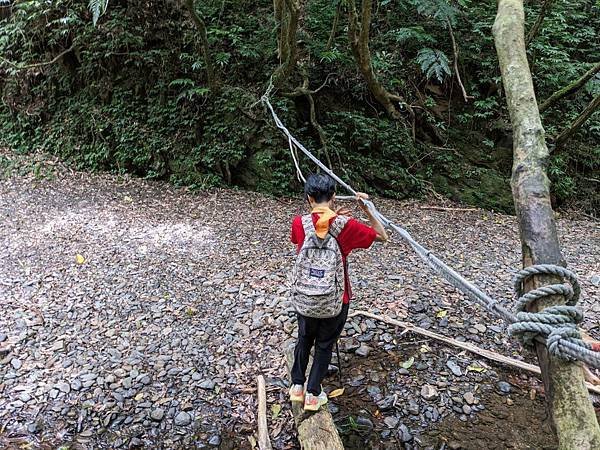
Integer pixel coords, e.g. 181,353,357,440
283,344,344,450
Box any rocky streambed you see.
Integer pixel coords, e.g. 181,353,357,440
1,151,599,449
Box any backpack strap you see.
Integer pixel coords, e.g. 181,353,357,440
301,214,316,235
329,215,350,238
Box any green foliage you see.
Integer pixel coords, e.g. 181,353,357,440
411,0,459,26
416,48,451,83
387,27,436,46
0,0,598,212
88,0,109,26
323,111,423,198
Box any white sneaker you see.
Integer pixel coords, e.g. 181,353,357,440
303,390,328,411
289,384,305,402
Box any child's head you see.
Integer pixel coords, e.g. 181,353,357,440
304,173,336,206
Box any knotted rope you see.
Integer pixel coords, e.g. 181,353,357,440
259,85,600,369
509,264,600,368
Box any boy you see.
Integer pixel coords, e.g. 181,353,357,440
289,173,388,411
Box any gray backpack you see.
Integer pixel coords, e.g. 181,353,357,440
291,214,349,318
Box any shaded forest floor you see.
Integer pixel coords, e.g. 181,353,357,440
0,149,599,449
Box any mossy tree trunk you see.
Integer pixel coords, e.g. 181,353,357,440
492,1,600,449
273,0,300,87
182,0,218,92
346,0,408,120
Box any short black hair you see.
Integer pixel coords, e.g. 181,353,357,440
304,173,336,203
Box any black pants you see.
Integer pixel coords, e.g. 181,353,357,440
291,303,349,395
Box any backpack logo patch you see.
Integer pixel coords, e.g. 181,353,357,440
309,268,325,278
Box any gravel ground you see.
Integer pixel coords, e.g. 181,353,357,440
0,151,598,449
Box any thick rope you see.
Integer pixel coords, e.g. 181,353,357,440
260,89,600,369
508,264,600,368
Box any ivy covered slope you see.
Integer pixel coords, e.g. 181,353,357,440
0,0,598,213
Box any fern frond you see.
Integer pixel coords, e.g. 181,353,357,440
389,27,436,45
411,0,458,26
416,48,451,83
88,0,109,26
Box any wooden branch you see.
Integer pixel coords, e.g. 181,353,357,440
539,62,600,112
0,45,74,71
325,3,341,51
419,206,478,212
256,375,273,450
493,1,600,447
526,0,553,47
283,345,344,450
447,20,472,103
554,93,600,149
349,310,600,396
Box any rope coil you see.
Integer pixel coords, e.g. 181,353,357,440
259,87,600,369
508,264,600,367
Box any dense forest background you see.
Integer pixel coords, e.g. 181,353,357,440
0,0,598,213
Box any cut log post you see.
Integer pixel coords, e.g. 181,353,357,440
493,2,600,448
283,344,344,450
256,375,273,450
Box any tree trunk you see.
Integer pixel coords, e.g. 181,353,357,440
273,0,300,86
346,0,407,120
274,0,284,59
539,62,600,112
0,0,12,20
447,19,472,102
325,3,341,50
183,0,217,91
526,0,553,46
555,93,600,149
493,2,600,449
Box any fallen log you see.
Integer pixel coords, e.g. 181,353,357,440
256,375,273,450
283,344,344,450
349,310,600,396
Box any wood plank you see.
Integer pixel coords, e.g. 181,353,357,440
256,375,273,450
349,310,600,396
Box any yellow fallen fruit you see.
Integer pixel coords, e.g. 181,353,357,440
329,387,345,398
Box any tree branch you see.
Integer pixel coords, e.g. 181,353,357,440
526,0,553,47
182,0,217,91
0,45,74,71
325,2,341,51
554,93,600,149
539,62,600,112
346,0,412,123
447,20,472,103
273,0,300,87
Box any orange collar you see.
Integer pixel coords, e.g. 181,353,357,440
312,206,337,239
